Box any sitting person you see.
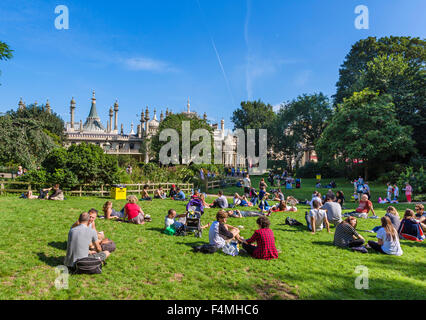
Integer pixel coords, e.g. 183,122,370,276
398,209,425,241
321,195,342,226
241,216,278,260
249,187,258,206
305,200,330,234
333,216,365,249
199,193,210,208
154,186,167,199
210,190,229,209
173,188,186,201
124,195,145,224
239,195,252,207
191,190,200,199
273,189,285,201
169,185,177,198
164,209,186,230
310,192,322,209
140,185,152,201
233,193,242,206
335,190,345,208
64,212,110,270
208,210,241,249
372,206,400,232
415,204,426,232
41,184,64,200
368,216,403,255
347,194,377,218
103,201,124,219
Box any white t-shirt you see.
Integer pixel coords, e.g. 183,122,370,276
165,216,175,228
376,227,403,256
243,177,251,188
307,209,327,231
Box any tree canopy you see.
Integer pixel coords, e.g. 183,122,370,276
231,100,276,132
317,89,414,179
0,41,13,84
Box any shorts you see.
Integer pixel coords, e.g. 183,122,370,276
129,212,145,224
89,251,107,262
111,209,124,218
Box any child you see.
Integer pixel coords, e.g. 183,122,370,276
164,209,186,230
386,182,393,202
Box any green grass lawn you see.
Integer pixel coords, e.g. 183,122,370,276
0,178,425,300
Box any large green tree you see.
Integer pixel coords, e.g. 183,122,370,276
0,116,59,169
149,113,214,164
334,36,426,154
317,89,414,179
231,100,276,132
270,93,333,167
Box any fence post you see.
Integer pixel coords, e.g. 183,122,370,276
101,185,104,197
0,182,4,195
79,185,82,197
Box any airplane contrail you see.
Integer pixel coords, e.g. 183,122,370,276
195,0,236,107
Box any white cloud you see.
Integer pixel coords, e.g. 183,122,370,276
123,57,178,73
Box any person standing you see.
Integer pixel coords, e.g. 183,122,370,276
393,184,399,202
243,174,251,197
403,182,412,203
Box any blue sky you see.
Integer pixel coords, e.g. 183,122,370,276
0,0,425,132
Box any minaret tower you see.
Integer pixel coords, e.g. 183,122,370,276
18,97,25,111
70,97,76,129
160,110,164,122
114,100,119,133
140,110,145,138
145,106,150,136
187,98,190,113
109,106,113,132
45,99,51,114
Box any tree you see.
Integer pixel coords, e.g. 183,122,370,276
334,36,426,154
149,113,214,164
0,116,59,169
0,41,13,84
316,89,414,179
270,93,333,168
231,100,276,132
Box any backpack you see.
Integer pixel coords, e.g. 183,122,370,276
285,217,303,226
75,257,103,274
101,240,116,252
193,244,218,254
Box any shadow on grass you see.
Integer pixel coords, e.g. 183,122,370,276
48,241,67,250
37,252,65,267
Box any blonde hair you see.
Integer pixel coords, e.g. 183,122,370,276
386,206,399,217
127,195,138,204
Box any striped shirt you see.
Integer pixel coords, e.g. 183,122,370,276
333,222,359,248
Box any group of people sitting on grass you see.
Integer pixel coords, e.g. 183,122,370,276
21,184,64,200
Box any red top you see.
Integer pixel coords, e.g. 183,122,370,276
356,200,372,213
246,228,279,260
124,203,142,219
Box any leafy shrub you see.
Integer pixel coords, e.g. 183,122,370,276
295,161,345,179
397,166,425,194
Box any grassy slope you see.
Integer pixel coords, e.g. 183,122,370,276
0,178,424,300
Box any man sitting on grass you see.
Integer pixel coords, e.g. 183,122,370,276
40,184,64,200
64,212,110,270
173,188,186,201
305,200,330,235
210,190,229,209
321,195,342,226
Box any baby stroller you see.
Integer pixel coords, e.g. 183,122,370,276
184,198,204,237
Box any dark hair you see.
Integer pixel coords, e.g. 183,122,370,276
325,195,335,201
143,184,148,189
216,210,228,221
312,200,321,209
168,209,176,216
218,190,223,196
256,216,270,229
79,212,90,223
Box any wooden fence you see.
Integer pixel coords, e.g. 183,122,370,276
205,177,240,192
0,181,193,197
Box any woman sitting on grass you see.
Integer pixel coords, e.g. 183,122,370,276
154,186,167,199
103,201,124,219
333,216,365,249
199,193,210,208
208,210,242,249
335,190,345,208
140,185,152,201
398,209,425,241
372,206,400,232
368,216,403,255
124,195,145,225
240,216,278,260
233,193,242,206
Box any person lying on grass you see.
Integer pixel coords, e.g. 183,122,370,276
208,210,242,249
368,216,403,256
346,194,377,218
64,212,111,269
124,195,145,224
266,197,298,216
226,209,265,218
240,216,278,260
24,190,39,199
333,216,365,249
102,201,124,220
305,200,330,235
